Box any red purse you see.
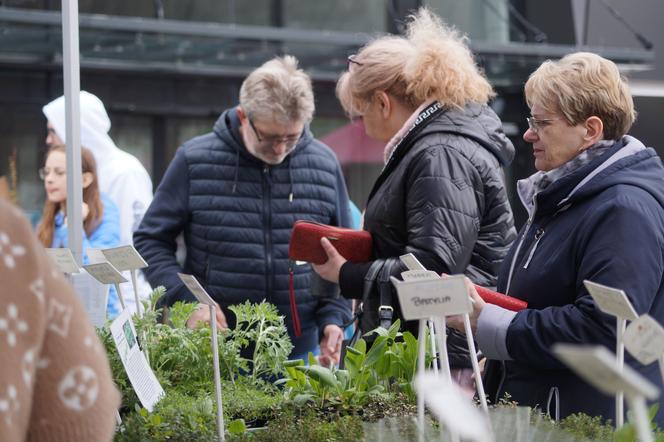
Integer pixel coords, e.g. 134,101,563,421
287,221,372,336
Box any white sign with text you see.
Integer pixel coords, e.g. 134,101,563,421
584,280,639,320
391,274,471,320
553,344,659,399
83,262,127,285
110,309,164,412
101,245,148,271
178,273,215,306
71,270,108,327
624,315,664,365
86,248,108,265
46,248,80,274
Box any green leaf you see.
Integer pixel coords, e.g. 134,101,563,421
227,418,247,435
296,365,339,390
364,337,388,367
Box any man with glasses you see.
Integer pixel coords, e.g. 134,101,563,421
134,56,352,365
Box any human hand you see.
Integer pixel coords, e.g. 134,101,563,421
186,303,228,330
318,324,344,367
311,237,347,284
446,277,485,335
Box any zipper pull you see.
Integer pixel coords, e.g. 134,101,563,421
534,228,544,241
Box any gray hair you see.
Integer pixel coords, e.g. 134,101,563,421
239,55,315,124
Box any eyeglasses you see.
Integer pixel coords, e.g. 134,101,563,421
248,118,301,148
38,167,66,180
347,54,363,70
526,116,561,133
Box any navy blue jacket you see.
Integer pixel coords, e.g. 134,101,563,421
134,108,352,356
486,137,664,425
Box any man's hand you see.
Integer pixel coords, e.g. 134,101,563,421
311,237,347,284
186,302,228,330
447,277,486,335
318,324,344,367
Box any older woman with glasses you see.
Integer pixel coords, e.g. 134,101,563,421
448,52,664,425
312,8,516,380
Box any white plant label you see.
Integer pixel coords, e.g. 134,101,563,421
71,270,108,327
391,274,471,320
400,253,427,271
624,315,664,365
46,248,80,274
83,262,127,285
110,309,165,412
178,273,215,306
415,372,492,442
553,344,659,399
584,280,639,320
401,269,440,281
86,248,107,264
101,245,148,271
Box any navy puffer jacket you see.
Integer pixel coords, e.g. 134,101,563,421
134,108,352,356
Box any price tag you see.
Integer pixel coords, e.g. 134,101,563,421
391,274,471,320
110,309,165,411
101,245,148,271
553,344,659,399
83,262,127,285
624,315,664,365
178,273,215,306
45,248,80,274
415,372,492,442
584,280,638,320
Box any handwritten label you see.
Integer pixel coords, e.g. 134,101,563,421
101,245,148,271
45,248,80,274
553,344,659,399
415,372,491,442
391,274,471,320
178,273,215,306
624,315,664,365
83,262,127,285
584,280,638,320
401,269,440,281
110,309,164,411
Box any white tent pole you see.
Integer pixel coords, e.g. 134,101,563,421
62,0,83,265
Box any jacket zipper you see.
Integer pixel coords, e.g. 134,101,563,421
505,198,537,295
522,228,545,269
262,165,273,299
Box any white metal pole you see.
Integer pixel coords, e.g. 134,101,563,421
463,313,488,414
131,270,142,317
659,355,664,385
62,0,83,265
616,317,626,427
628,395,654,442
115,283,126,310
432,317,452,382
417,319,426,437
428,319,439,376
210,305,225,441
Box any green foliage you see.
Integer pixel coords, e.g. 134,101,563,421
279,320,430,409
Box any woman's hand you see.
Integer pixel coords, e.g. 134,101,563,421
311,237,347,284
446,277,486,335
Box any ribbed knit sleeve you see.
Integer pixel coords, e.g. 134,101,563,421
0,200,120,442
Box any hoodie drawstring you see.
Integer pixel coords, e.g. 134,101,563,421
288,157,294,203
232,149,239,193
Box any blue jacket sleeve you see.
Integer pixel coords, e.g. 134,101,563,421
505,196,664,370
88,194,121,250
314,155,353,332
133,147,196,306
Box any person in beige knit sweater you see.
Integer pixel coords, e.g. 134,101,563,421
0,198,120,441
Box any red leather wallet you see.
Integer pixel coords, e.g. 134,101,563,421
288,220,373,265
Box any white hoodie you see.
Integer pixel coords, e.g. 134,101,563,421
42,91,154,311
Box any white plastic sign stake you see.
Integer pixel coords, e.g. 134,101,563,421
554,344,659,442
178,273,225,441
584,280,638,320
584,280,639,427
625,315,664,385
46,248,80,274
70,270,109,327
86,248,107,264
391,275,472,320
83,262,128,310
102,246,148,317
415,372,493,442
110,309,164,412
